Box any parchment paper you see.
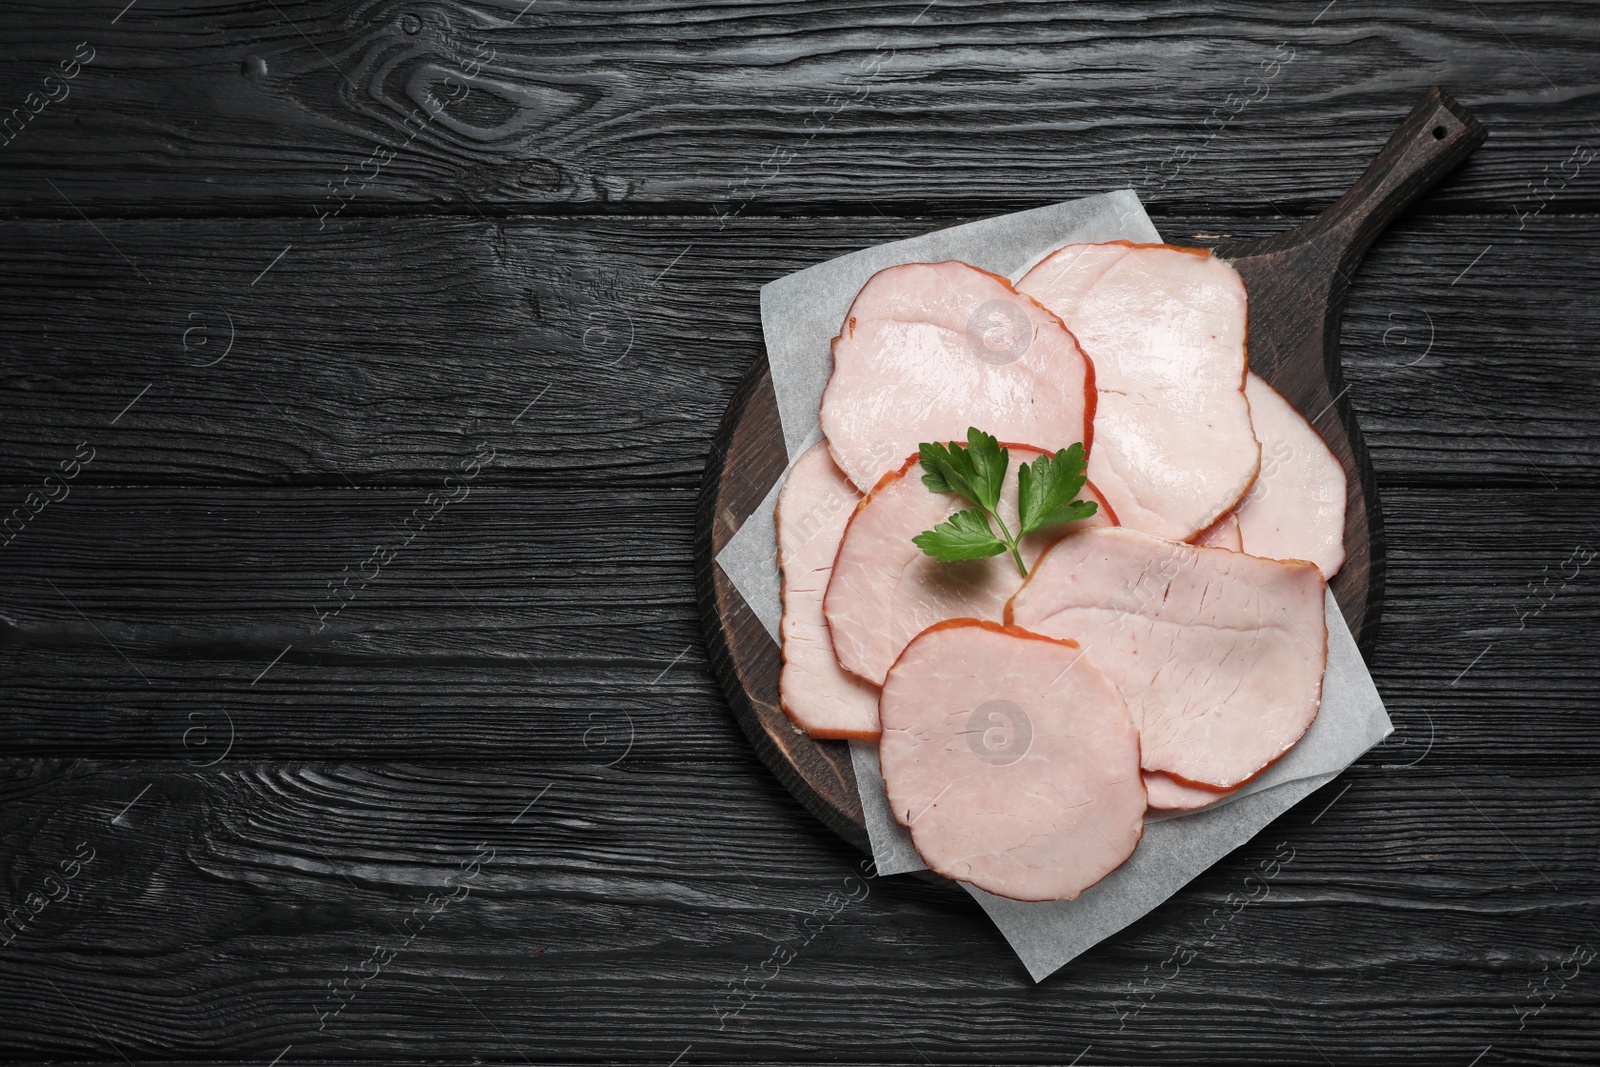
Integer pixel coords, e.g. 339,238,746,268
715,190,1392,981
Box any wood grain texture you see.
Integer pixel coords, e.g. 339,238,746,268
0,0,1596,1061
0,2,1595,216
2,758,1600,1064
1,212,1597,489
0,484,1595,764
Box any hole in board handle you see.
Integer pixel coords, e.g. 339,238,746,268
1432,125,1447,140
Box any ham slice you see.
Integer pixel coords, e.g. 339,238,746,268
1008,527,1327,790
824,446,1113,685
1194,510,1242,550
878,620,1145,901
1143,771,1237,811
1018,242,1259,542
1235,372,1348,578
1014,241,1130,308
820,262,1095,492
776,441,881,739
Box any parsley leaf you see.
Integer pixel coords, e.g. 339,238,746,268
962,427,1008,512
918,441,971,498
1016,443,1098,536
912,429,1096,577
910,508,1007,562
918,427,1008,512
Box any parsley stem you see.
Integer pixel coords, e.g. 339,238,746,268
988,509,1028,578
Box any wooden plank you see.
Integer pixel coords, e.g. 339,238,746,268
0,1,1594,215
0,484,725,761
0,213,1593,489
0,483,1594,761
0,757,1596,1063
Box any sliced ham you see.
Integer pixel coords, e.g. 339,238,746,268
1194,510,1242,551
1013,241,1131,309
824,446,1113,686
776,441,881,739
820,262,1095,492
1236,372,1348,579
1143,771,1237,811
1008,527,1327,790
1018,242,1259,542
878,619,1145,901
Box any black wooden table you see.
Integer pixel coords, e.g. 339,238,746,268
1,2,1596,1064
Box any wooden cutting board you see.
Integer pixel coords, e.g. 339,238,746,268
694,86,1487,854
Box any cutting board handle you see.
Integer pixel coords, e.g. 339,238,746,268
1302,86,1487,270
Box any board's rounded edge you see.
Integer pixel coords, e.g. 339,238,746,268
1213,241,1384,654
1325,342,1387,658
693,354,872,855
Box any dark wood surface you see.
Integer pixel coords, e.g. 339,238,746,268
1,2,1598,1064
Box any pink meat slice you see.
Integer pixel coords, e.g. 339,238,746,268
1008,526,1327,790
776,441,882,739
820,261,1094,492
1236,372,1348,579
1143,771,1237,811
1194,510,1242,551
879,620,1145,901
825,446,1113,686
1014,241,1131,309
1018,242,1259,542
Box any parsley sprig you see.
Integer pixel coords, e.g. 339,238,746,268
911,428,1097,577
